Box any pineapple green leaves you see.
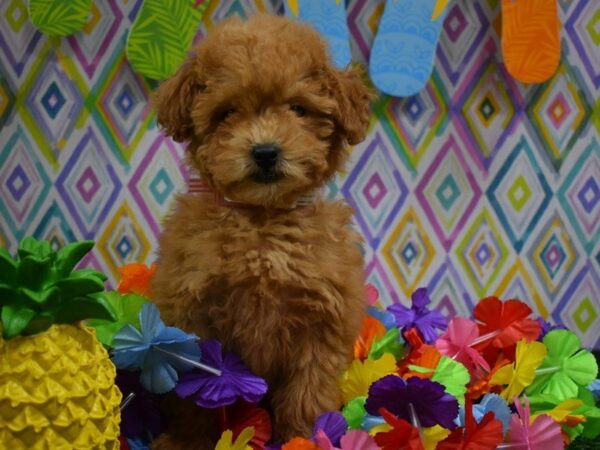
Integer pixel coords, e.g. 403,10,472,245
0,237,116,339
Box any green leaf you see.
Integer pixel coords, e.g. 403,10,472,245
54,241,95,277
53,294,117,324
126,0,205,80
0,284,17,307
55,276,106,298
22,314,55,336
28,0,93,37
87,292,148,347
0,248,16,283
1,304,36,339
16,255,52,290
369,327,404,360
342,396,367,430
70,268,108,282
20,286,59,306
527,330,598,401
18,237,51,260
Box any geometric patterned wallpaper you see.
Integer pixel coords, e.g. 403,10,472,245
0,0,598,348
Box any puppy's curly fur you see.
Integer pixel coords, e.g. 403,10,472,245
151,14,372,449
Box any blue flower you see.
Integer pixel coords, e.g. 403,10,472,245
456,394,511,433
112,303,201,394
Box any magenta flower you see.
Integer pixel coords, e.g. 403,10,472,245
175,340,268,408
387,287,447,343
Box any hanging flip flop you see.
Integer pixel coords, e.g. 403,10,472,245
369,0,448,97
28,0,93,37
501,0,561,84
127,0,208,81
283,0,352,69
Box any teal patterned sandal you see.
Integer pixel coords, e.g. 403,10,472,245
283,0,352,69
369,0,447,97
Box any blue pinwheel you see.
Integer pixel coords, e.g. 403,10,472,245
112,303,207,394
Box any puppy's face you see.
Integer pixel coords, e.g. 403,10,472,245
154,15,371,207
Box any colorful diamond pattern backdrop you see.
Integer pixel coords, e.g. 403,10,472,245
0,0,599,348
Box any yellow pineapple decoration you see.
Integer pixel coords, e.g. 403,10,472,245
0,237,122,449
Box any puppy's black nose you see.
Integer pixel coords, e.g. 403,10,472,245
251,144,279,170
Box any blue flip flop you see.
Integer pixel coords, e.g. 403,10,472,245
283,0,352,69
369,0,447,97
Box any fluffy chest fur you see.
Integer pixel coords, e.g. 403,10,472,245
152,194,366,378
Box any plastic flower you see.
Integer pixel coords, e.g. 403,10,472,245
507,396,563,450
112,303,202,393
588,379,600,401
473,297,541,349
438,411,503,450
529,397,585,427
175,340,268,408
489,339,547,401
456,394,511,433
367,306,397,330
527,330,598,401
116,369,164,438
339,353,396,403
312,412,348,446
374,409,424,450
281,438,318,450
368,327,404,360
118,262,157,297
354,316,386,360
216,427,254,450
405,346,470,405
314,430,379,450
421,426,451,450
88,291,148,347
226,402,272,450
537,317,565,339
365,375,459,429
366,284,379,306
436,317,491,374
387,287,447,343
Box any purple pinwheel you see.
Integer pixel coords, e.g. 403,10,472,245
387,287,447,343
365,375,458,429
116,369,164,438
175,340,268,408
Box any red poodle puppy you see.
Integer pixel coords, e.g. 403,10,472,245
151,13,371,449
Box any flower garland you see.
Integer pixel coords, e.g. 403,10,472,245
94,264,600,450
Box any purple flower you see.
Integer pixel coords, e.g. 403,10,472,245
387,287,447,343
116,370,164,438
313,412,348,446
365,375,458,429
536,317,565,340
175,340,268,408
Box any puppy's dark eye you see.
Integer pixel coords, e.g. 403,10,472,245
220,108,236,121
290,104,306,117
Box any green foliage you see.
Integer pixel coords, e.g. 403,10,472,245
28,0,93,37
126,0,206,80
0,237,115,339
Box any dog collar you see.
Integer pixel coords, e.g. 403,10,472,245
187,176,317,210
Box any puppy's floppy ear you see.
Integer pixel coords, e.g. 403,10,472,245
327,66,373,145
152,61,203,142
